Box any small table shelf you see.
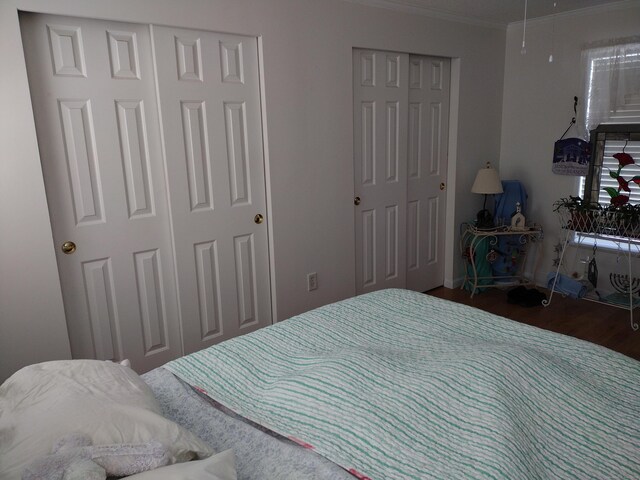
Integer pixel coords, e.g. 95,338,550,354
544,206,640,330
460,223,544,298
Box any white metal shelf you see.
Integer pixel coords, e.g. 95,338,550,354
460,223,544,298
544,206,640,330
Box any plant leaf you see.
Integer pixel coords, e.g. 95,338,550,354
609,169,619,179
604,187,619,198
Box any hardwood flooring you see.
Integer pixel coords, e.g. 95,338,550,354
427,286,640,362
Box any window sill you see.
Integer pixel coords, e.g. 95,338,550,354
570,231,640,252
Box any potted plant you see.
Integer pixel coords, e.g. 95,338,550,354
553,150,640,236
553,196,600,233
602,203,640,238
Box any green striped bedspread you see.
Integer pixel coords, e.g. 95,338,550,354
165,289,640,479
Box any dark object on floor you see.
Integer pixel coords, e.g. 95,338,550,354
507,286,547,307
588,257,598,288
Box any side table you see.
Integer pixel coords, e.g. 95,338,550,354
460,223,543,297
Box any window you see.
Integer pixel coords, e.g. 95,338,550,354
576,41,640,247
580,135,640,207
582,41,640,134
577,127,640,250
579,41,640,205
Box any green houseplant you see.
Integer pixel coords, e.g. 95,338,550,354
553,196,600,233
553,151,640,237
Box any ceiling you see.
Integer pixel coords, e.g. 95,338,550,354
347,0,631,27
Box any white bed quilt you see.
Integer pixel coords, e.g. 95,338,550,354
165,289,640,479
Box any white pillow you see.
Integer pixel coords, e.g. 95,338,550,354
0,360,213,480
126,449,236,480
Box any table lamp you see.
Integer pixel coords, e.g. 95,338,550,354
471,162,503,228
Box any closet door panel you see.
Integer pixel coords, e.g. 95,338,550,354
406,56,450,292
353,50,409,294
152,26,271,354
21,13,181,372
354,50,449,294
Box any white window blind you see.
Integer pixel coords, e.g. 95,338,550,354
579,41,640,204
583,41,640,133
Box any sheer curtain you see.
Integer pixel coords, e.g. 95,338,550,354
581,38,640,137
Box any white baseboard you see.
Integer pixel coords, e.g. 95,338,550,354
444,276,465,289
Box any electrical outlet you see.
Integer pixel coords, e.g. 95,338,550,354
307,272,318,291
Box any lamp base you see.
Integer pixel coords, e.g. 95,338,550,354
476,209,495,229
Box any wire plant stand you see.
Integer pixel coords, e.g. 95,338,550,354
545,205,640,330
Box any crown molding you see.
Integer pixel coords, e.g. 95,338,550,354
507,0,640,28
340,0,507,30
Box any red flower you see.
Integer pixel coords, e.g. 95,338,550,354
617,176,631,192
614,152,634,167
611,194,630,206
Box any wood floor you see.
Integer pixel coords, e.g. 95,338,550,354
427,286,640,361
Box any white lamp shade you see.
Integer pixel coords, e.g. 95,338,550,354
471,164,503,194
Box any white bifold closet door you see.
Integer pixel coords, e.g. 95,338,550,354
406,55,450,293
353,49,450,295
151,26,271,354
20,14,271,372
353,51,409,294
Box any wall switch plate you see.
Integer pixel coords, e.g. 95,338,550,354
307,272,318,291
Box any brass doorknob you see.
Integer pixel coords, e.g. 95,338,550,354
440,182,446,191
61,241,76,254
254,214,264,224
354,196,361,206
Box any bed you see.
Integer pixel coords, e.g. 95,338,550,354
144,288,640,479
3,289,640,479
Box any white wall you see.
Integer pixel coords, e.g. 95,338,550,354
500,2,640,289
0,6,71,383
0,0,506,381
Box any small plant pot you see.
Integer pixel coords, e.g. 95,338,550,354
570,210,592,233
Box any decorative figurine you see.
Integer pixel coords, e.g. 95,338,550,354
510,202,526,231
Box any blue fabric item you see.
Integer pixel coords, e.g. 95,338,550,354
493,180,528,223
492,180,528,277
491,236,523,278
463,236,492,294
546,272,588,299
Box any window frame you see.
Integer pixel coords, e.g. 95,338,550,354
576,40,640,248
583,124,640,204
